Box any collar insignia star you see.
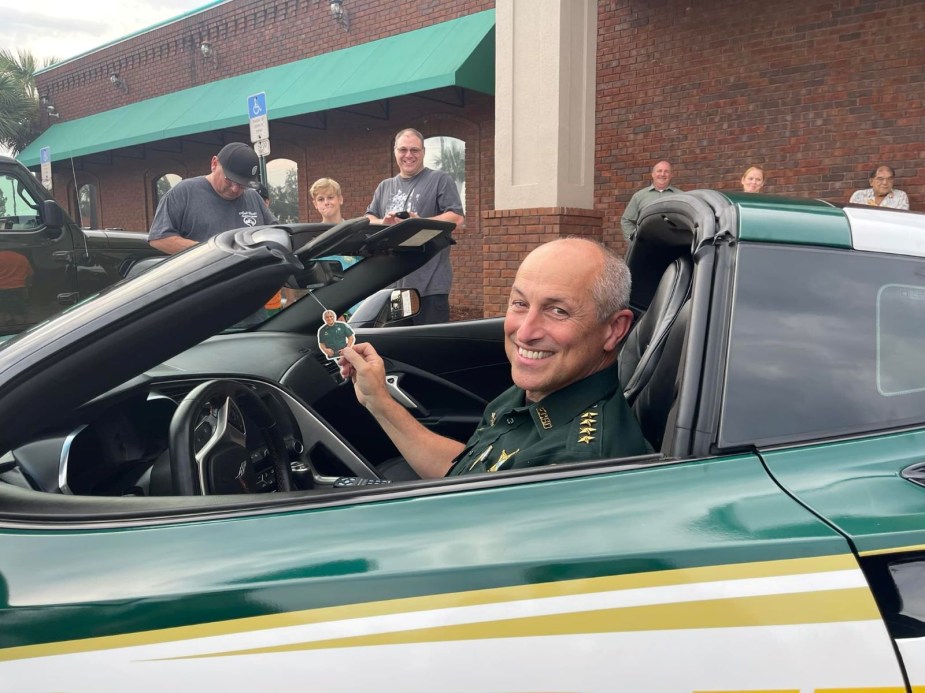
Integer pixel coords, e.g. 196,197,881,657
579,409,598,422
578,434,595,444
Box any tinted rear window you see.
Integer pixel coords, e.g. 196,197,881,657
720,244,925,447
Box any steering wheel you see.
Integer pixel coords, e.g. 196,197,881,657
168,379,293,495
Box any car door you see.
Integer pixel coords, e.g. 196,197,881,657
0,449,902,692
718,240,925,688
315,317,511,460
0,172,77,334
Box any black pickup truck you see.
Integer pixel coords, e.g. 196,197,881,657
0,155,162,335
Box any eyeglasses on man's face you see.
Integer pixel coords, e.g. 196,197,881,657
873,176,894,184
223,174,248,190
395,147,423,156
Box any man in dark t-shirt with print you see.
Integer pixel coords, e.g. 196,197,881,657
366,128,464,325
148,142,277,254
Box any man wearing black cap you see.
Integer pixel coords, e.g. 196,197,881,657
148,142,277,254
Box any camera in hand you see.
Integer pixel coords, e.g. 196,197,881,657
394,211,411,219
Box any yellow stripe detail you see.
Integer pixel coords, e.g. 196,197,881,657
860,542,925,557
0,553,861,662
694,689,910,693
171,587,877,659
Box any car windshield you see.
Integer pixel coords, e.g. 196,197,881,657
241,254,364,328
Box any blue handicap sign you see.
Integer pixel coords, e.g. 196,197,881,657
40,147,51,165
248,92,267,119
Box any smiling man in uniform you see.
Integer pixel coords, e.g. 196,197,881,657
339,237,650,479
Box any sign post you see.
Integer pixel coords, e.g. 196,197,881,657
247,92,270,185
40,147,52,191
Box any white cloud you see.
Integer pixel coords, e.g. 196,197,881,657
0,0,217,64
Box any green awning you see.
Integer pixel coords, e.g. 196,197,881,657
20,10,495,166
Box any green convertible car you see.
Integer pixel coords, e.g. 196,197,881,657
2,192,925,692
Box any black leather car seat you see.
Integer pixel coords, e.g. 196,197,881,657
619,255,692,407
631,300,690,451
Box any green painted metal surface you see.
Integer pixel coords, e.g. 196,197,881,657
762,428,925,554
0,453,847,648
731,193,853,248
20,11,496,166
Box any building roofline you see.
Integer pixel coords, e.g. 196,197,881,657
36,0,231,74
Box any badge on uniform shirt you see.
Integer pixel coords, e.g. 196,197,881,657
489,448,519,472
466,445,493,472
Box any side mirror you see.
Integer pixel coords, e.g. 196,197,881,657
41,200,66,239
386,288,420,323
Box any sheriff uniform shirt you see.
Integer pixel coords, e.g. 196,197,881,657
447,367,651,475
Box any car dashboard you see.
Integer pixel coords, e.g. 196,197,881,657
0,376,372,498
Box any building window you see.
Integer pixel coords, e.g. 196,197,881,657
425,136,465,212
77,183,100,229
266,158,298,223
153,173,182,212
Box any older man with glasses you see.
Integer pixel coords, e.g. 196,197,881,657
849,165,910,210
365,128,465,325
148,142,277,254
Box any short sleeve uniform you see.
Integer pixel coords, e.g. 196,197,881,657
448,367,652,476
318,322,353,353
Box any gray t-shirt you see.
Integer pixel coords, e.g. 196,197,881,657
365,168,463,296
148,176,277,243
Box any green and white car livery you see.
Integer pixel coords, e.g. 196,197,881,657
2,192,925,692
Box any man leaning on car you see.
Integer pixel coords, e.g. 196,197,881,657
147,142,277,254
339,238,651,479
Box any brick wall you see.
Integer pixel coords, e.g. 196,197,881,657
482,208,604,315
38,0,495,120
34,0,925,317
37,0,495,317
597,0,925,247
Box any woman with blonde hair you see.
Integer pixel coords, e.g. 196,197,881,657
741,166,765,193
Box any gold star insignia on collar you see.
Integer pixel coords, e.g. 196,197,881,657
579,426,597,435
578,434,595,444
579,408,598,420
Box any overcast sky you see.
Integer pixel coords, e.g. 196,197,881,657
0,0,218,66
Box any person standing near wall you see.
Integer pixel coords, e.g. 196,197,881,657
620,161,681,242
741,166,766,193
849,165,909,209
148,142,277,254
311,178,345,224
365,128,465,325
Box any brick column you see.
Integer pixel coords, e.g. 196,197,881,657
482,206,603,316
